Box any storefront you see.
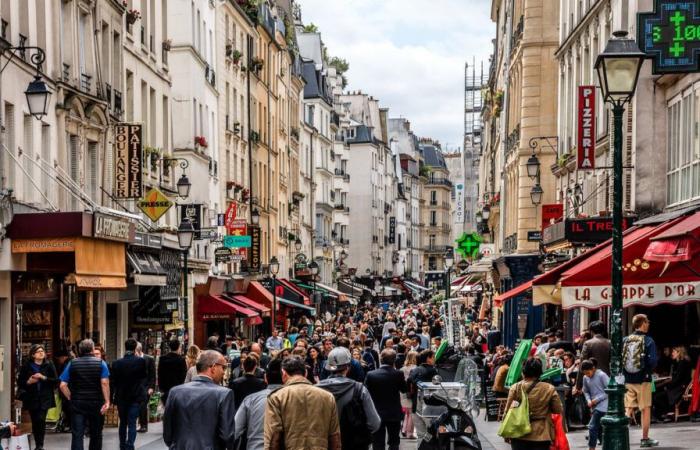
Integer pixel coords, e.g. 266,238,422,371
249,280,315,331
6,212,132,420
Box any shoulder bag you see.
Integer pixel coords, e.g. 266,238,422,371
497,380,539,439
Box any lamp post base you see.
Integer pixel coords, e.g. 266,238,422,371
601,383,629,450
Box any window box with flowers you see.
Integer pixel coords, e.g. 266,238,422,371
144,146,162,172
231,50,242,65
241,188,250,202
251,57,264,73
126,9,141,25
249,131,260,143
194,135,208,151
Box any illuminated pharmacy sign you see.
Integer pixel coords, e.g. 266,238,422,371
638,1,700,73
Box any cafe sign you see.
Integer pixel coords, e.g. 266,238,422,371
114,123,143,198
562,281,700,309
577,86,596,169
94,212,134,243
638,1,700,74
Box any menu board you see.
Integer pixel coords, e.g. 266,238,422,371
484,384,500,421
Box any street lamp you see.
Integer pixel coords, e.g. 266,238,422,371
595,29,645,450
530,183,544,205
176,173,192,198
251,207,260,225
269,256,279,334
177,218,195,347
481,204,491,220
25,75,51,120
308,260,319,307
294,238,302,252
444,249,454,299
526,154,540,179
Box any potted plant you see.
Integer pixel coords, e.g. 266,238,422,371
194,135,208,149
231,50,242,64
162,39,172,51
249,130,260,143
251,57,264,73
126,9,141,25
241,188,250,202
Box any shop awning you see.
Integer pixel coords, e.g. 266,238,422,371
559,217,700,309
405,280,431,292
645,211,700,262
338,279,371,296
197,294,258,320
223,293,271,315
493,280,533,307
277,297,316,312
127,251,167,286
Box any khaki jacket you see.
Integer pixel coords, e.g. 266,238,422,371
505,380,563,442
264,376,340,450
492,364,509,393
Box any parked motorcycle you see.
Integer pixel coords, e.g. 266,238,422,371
418,376,482,450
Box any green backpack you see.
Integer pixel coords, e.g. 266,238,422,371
497,381,538,439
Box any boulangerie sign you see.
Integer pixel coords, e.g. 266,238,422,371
114,124,143,198
577,86,596,170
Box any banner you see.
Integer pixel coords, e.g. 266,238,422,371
224,203,237,233
562,281,700,310
577,86,596,169
389,217,396,244
455,182,465,223
114,124,143,198
249,226,261,272
541,204,563,231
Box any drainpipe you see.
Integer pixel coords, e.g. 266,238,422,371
498,0,515,255
247,35,253,215
267,40,272,263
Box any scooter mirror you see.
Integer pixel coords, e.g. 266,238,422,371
431,375,443,384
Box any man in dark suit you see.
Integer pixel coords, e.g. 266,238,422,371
111,338,148,450
575,320,611,391
364,349,407,450
135,342,156,432
158,340,188,405
163,350,236,450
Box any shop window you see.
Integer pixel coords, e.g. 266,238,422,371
667,90,700,205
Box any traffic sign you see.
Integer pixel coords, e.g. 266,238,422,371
223,235,251,248
137,188,173,222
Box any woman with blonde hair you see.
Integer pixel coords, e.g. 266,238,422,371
184,345,201,383
653,346,692,422
400,350,418,439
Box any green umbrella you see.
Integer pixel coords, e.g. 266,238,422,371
505,339,532,388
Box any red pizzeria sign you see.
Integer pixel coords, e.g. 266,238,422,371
577,86,596,170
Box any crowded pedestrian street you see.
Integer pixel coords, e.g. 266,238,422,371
3,1,700,450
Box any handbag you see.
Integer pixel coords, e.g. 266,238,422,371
549,413,570,450
1,434,31,450
497,381,538,439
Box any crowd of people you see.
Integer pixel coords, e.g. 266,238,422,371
8,298,699,450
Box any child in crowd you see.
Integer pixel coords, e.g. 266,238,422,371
582,358,609,450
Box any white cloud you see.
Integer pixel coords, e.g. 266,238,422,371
296,0,494,149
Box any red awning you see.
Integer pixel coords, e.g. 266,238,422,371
559,217,700,309
645,212,700,262
278,278,311,305
223,293,271,315
493,280,532,307
197,294,258,320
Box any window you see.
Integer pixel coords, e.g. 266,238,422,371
23,115,33,203
86,141,98,202
667,90,700,205
68,134,80,210
41,125,50,201
3,103,14,189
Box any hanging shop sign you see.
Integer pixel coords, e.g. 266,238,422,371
456,232,482,259
577,86,596,169
223,235,251,248
215,247,233,263
638,1,700,74
228,219,247,261
137,188,173,222
180,204,203,239
544,217,635,245
455,182,465,223
388,217,396,244
541,204,563,231
224,203,238,233
249,225,261,272
562,281,700,310
132,232,162,248
93,212,134,243
114,123,143,198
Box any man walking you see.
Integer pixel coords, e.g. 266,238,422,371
157,340,187,406
623,314,659,448
265,356,341,450
111,338,148,450
408,349,438,444
59,339,110,450
135,342,155,433
364,349,407,450
318,348,381,450
234,358,283,450
163,350,235,449
265,329,284,351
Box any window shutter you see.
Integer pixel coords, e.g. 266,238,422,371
23,115,33,203
70,134,80,210
87,141,98,202
4,103,15,189
41,125,50,202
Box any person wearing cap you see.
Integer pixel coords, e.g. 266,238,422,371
318,347,381,449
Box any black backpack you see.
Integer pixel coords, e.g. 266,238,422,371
339,383,372,449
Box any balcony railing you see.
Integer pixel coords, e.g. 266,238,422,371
114,89,123,115
80,73,92,94
429,200,438,206
424,245,448,254
205,64,216,87
426,178,452,188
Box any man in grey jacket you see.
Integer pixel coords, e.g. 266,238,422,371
318,347,381,450
234,358,283,450
163,350,235,450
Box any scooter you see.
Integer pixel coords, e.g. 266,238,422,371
418,376,482,450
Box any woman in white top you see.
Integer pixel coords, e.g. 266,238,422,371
400,351,418,439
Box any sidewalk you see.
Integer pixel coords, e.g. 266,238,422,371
43,421,165,450
477,412,700,450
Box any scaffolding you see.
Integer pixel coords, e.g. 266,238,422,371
463,59,488,231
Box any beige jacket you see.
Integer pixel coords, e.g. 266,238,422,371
505,380,563,442
264,376,340,450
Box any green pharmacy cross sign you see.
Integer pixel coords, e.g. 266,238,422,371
638,1,700,74
455,232,482,259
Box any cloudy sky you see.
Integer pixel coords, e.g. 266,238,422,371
296,0,495,151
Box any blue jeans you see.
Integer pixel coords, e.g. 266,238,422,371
118,403,141,450
71,402,103,450
588,409,605,448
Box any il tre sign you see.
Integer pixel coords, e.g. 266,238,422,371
566,217,635,244
638,1,700,74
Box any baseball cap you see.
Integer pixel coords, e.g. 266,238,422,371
326,347,352,372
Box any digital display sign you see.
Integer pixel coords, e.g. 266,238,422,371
638,1,700,74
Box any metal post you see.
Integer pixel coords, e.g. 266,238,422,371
444,267,451,299
271,274,277,335
183,250,189,347
601,103,629,450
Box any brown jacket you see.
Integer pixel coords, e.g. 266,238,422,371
264,376,341,450
492,364,509,393
576,334,611,388
505,380,563,442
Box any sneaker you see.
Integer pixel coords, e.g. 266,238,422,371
640,438,659,447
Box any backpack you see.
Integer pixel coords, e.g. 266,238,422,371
339,383,372,449
622,334,646,374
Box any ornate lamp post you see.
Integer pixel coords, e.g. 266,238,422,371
269,256,280,334
443,250,454,298
177,218,195,345
308,260,319,309
595,30,645,450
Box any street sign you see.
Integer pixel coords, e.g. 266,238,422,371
527,231,542,242
214,247,232,263
137,188,173,222
638,1,700,74
223,235,252,248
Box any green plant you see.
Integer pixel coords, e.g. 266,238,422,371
419,165,431,178
303,23,319,33
557,152,571,168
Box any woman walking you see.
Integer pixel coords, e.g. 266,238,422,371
504,358,563,450
400,350,418,439
184,344,201,383
18,344,58,450
306,346,323,383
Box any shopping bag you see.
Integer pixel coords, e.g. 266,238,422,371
549,413,570,450
1,434,31,450
497,385,532,439
46,391,62,423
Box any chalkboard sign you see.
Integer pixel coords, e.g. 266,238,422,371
484,384,500,421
